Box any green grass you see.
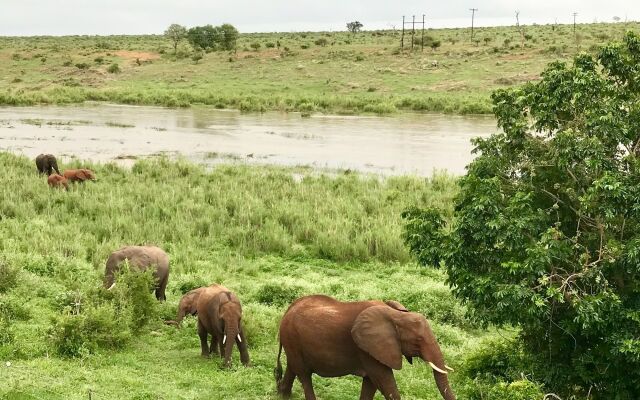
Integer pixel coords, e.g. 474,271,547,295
0,152,517,399
1,22,637,115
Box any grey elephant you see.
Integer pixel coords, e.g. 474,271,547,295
104,245,169,301
35,154,61,176
165,286,208,327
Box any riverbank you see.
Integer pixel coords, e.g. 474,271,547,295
1,22,636,115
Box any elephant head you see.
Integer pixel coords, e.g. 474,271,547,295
78,169,96,181
218,292,243,367
352,306,455,400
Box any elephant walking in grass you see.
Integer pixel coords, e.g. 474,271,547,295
63,168,96,183
196,284,250,367
275,295,455,400
35,154,60,176
104,246,169,301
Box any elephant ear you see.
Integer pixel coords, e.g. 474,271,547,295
352,306,403,370
384,300,409,312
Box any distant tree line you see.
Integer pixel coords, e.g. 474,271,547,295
164,23,239,54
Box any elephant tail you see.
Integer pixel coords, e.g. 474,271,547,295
274,341,284,386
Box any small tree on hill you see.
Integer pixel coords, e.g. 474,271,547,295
164,24,187,54
403,31,640,398
347,21,363,34
219,23,239,51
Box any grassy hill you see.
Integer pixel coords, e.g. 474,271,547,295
1,22,638,115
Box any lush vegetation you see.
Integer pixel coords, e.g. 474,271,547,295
404,32,640,398
0,152,543,399
1,22,638,114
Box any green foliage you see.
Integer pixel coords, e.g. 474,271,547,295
314,38,328,47
346,21,363,34
250,42,261,51
49,266,157,357
405,31,640,398
0,259,19,293
164,23,187,54
254,283,303,307
75,62,90,70
107,63,121,73
187,23,239,52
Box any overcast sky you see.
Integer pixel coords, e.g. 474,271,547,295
2,0,639,36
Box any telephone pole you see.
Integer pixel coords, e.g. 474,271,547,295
469,8,478,40
573,12,578,34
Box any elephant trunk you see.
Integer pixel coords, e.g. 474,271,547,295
421,343,456,400
223,324,239,367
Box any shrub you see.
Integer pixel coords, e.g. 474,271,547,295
265,42,276,48
404,32,640,398
94,56,104,64
254,283,302,307
314,38,328,47
0,260,19,293
107,63,121,73
75,63,90,70
300,44,309,50
0,316,14,346
250,42,261,51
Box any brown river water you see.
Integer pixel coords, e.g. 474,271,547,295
0,103,496,176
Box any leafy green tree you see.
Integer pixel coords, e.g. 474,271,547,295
403,31,640,398
164,23,187,54
346,21,363,34
219,23,239,51
187,25,218,51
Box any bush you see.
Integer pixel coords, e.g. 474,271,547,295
404,32,640,398
75,63,90,70
0,260,19,293
49,266,157,357
0,316,14,346
254,283,302,307
107,63,121,73
94,56,104,64
250,42,261,51
265,42,276,48
314,38,328,47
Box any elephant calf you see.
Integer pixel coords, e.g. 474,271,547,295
276,295,456,400
36,153,61,176
63,168,96,183
104,245,169,301
165,286,208,327
196,284,250,367
47,174,69,190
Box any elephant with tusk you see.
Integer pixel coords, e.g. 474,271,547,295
196,284,250,368
103,245,169,301
275,295,455,400
35,154,61,176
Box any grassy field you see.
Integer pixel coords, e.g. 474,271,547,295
0,152,535,400
1,22,638,115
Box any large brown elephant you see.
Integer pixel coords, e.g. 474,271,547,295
104,246,169,301
196,284,250,368
165,286,208,327
275,295,455,400
63,168,96,183
47,174,69,190
35,154,60,176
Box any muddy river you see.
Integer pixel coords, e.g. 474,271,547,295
0,104,496,176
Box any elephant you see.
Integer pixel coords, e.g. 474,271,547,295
196,284,250,368
104,245,169,301
275,295,455,400
35,154,61,176
63,168,96,183
47,174,69,190
165,286,208,327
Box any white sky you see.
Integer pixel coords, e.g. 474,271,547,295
1,0,638,35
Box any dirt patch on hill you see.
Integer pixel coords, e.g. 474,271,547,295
113,50,160,61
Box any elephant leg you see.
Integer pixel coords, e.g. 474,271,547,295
155,275,168,301
209,333,219,355
237,330,250,366
359,376,377,400
197,321,209,358
365,364,400,400
298,373,316,400
278,365,296,399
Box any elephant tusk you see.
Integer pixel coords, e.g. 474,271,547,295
237,334,242,343
445,365,455,372
107,283,116,290
223,335,227,345
428,362,448,374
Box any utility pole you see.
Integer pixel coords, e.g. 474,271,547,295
411,15,416,51
422,14,425,52
469,8,478,40
573,12,578,34
401,15,405,50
